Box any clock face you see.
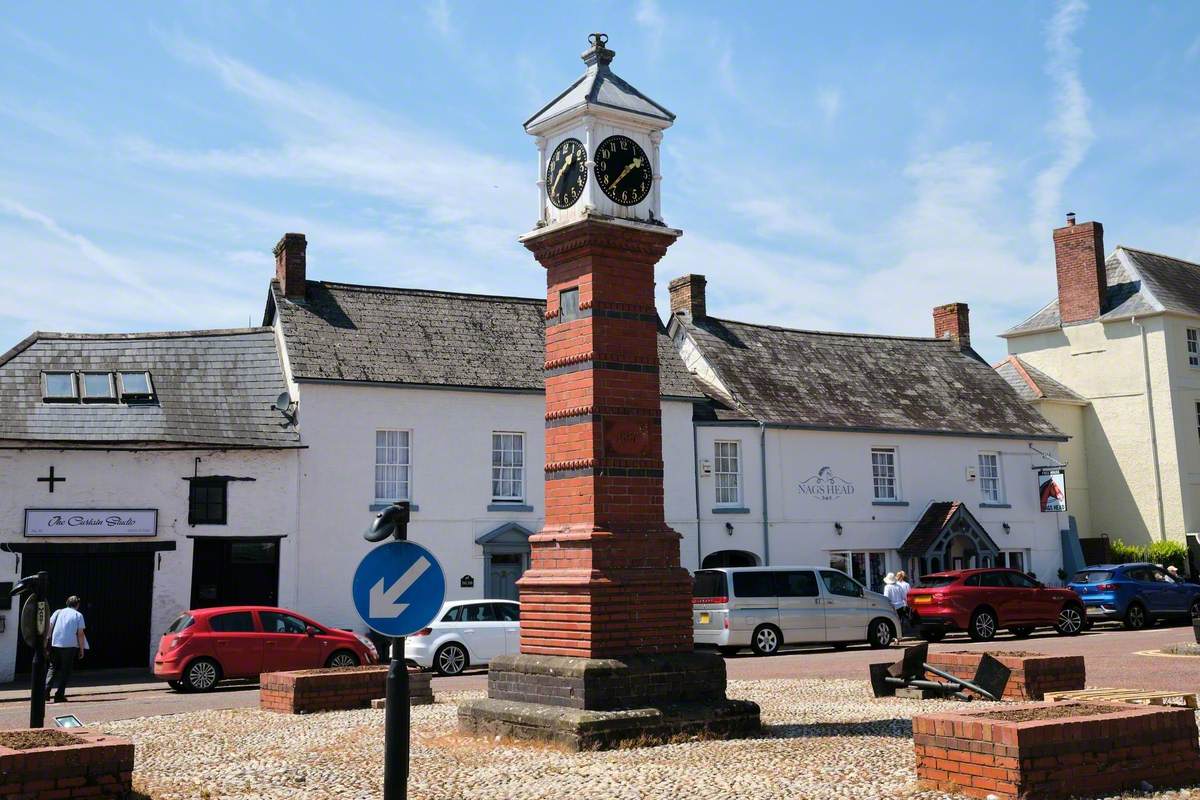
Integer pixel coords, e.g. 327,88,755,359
545,138,587,210
594,135,652,206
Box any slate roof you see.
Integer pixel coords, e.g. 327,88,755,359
1004,247,1200,336
525,42,674,130
674,314,1065,440
0,328,300,448
898,502,961,558
267,282,702,399
993,356,1086,404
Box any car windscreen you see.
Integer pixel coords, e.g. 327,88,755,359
693,570,728,599
917,576,957,588
167,614,194,634
1072,570,1113,584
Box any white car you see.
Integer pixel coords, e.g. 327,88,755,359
405,599,520,676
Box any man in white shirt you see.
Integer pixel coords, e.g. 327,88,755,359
883,573,905,612
44,595,87,703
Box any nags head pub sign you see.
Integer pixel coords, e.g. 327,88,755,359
24,508,158,537
798,467,855,501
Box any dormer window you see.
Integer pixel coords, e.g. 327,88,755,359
118,371,154,402
42,372,77,402
81,372,116,402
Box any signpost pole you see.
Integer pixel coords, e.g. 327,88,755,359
384,635,409,800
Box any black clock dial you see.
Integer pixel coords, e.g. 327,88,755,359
545,138,587,209
594,135,652,206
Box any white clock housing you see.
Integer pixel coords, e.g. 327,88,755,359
525,33,674,229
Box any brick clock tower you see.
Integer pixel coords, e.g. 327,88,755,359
459,34,759,750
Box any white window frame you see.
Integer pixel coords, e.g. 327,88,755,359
41,371,77,401
870,447,900,501
713,440,742,507
1188,328,1200,368
491,431,526,503
81,371,116,401
374,429,412,503
978,451,1004,504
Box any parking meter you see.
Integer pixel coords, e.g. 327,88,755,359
11,572,49,728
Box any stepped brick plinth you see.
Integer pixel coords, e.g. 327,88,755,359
460,214,760,749
0,728,133,800
914,701,1200,800
262,665,431,714
925,651,1085,700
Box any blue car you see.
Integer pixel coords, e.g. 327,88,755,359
1068,563,1200,630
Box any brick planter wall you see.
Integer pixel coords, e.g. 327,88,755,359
914,701,1200,800
372,671,433,707
0,729,133,800
925,651,1085,700
262,666,433,714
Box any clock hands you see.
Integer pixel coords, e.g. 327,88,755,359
608,157,643,191
550,152,575,197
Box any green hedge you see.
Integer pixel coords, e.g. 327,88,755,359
1108,538,1189,571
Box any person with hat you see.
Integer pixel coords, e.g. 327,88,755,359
883,573,906,616
44,595,87,703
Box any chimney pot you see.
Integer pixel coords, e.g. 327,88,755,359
1066,211,1076,226
668,274,707,319
274,233,307,301
933,302,970,348
1053,218,1106,324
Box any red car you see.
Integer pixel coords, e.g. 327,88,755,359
907,568,1086,642
154,606,378,692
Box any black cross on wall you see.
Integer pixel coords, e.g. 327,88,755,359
37,466,65,493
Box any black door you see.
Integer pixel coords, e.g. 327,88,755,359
190,538,280,609
16,551,154,673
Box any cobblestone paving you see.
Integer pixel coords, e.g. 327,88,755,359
102,680,1200,800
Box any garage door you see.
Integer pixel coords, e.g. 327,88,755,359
16,550,155,673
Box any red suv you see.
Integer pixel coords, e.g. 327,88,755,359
907,568,1085,642
154,606,378,692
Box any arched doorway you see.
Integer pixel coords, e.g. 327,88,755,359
701,550,760,569
946,534,979,570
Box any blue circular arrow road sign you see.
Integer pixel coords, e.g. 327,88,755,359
352,541,446,637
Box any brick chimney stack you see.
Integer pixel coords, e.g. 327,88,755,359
1053,214,1107,324
668,274,706,318
274,233,307,301
933,302,970,348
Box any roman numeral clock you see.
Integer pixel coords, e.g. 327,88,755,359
527,33,674,227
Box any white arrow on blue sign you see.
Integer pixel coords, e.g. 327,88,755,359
352,540,446,637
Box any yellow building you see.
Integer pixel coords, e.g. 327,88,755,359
1000,214,1200,551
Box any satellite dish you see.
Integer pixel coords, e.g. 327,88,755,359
272,392,291,411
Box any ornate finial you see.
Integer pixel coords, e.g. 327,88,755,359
582,32,614,67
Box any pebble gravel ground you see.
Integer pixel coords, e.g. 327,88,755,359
102,680,1200,800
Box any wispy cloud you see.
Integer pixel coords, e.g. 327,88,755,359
635,0,666,59
816,87,842,128
427,0,453,38
1031,0,1092,235
1186,34,1200,62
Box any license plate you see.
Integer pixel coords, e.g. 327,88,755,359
912,596,932,605
699,612,711,624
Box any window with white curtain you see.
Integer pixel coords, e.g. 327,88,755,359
491,432,525,501
978,452,1003,503
714,440,742,506
375,430,411,502
871,447,898,500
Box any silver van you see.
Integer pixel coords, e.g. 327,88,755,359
693,566,900,655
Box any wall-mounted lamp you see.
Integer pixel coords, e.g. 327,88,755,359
724,522,734,536
1002,522,1011,535
834,522,843,536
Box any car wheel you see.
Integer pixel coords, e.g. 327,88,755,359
183,658,221,692
1009,626,1034,639
968,609,998,642
1055,605,1084,636
326,650,360,669
718,646,741,657
434,643,469,676
918,629,946,643
867,618,895,649
167,680,185,692
1123,602,1148,631
750,624,782,656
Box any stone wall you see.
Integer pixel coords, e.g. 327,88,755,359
914,701,1200,800
925,651,1084,700
0,729,133,800
261,666,432,714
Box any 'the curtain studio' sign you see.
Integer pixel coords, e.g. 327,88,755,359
24,509,158,537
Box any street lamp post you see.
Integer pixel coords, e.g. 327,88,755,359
12,571,49,728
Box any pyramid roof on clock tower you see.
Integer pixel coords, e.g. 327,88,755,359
525,36,675,131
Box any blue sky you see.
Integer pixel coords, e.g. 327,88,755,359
2,1,1199,363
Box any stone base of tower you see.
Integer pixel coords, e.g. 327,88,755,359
457,652,761,751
